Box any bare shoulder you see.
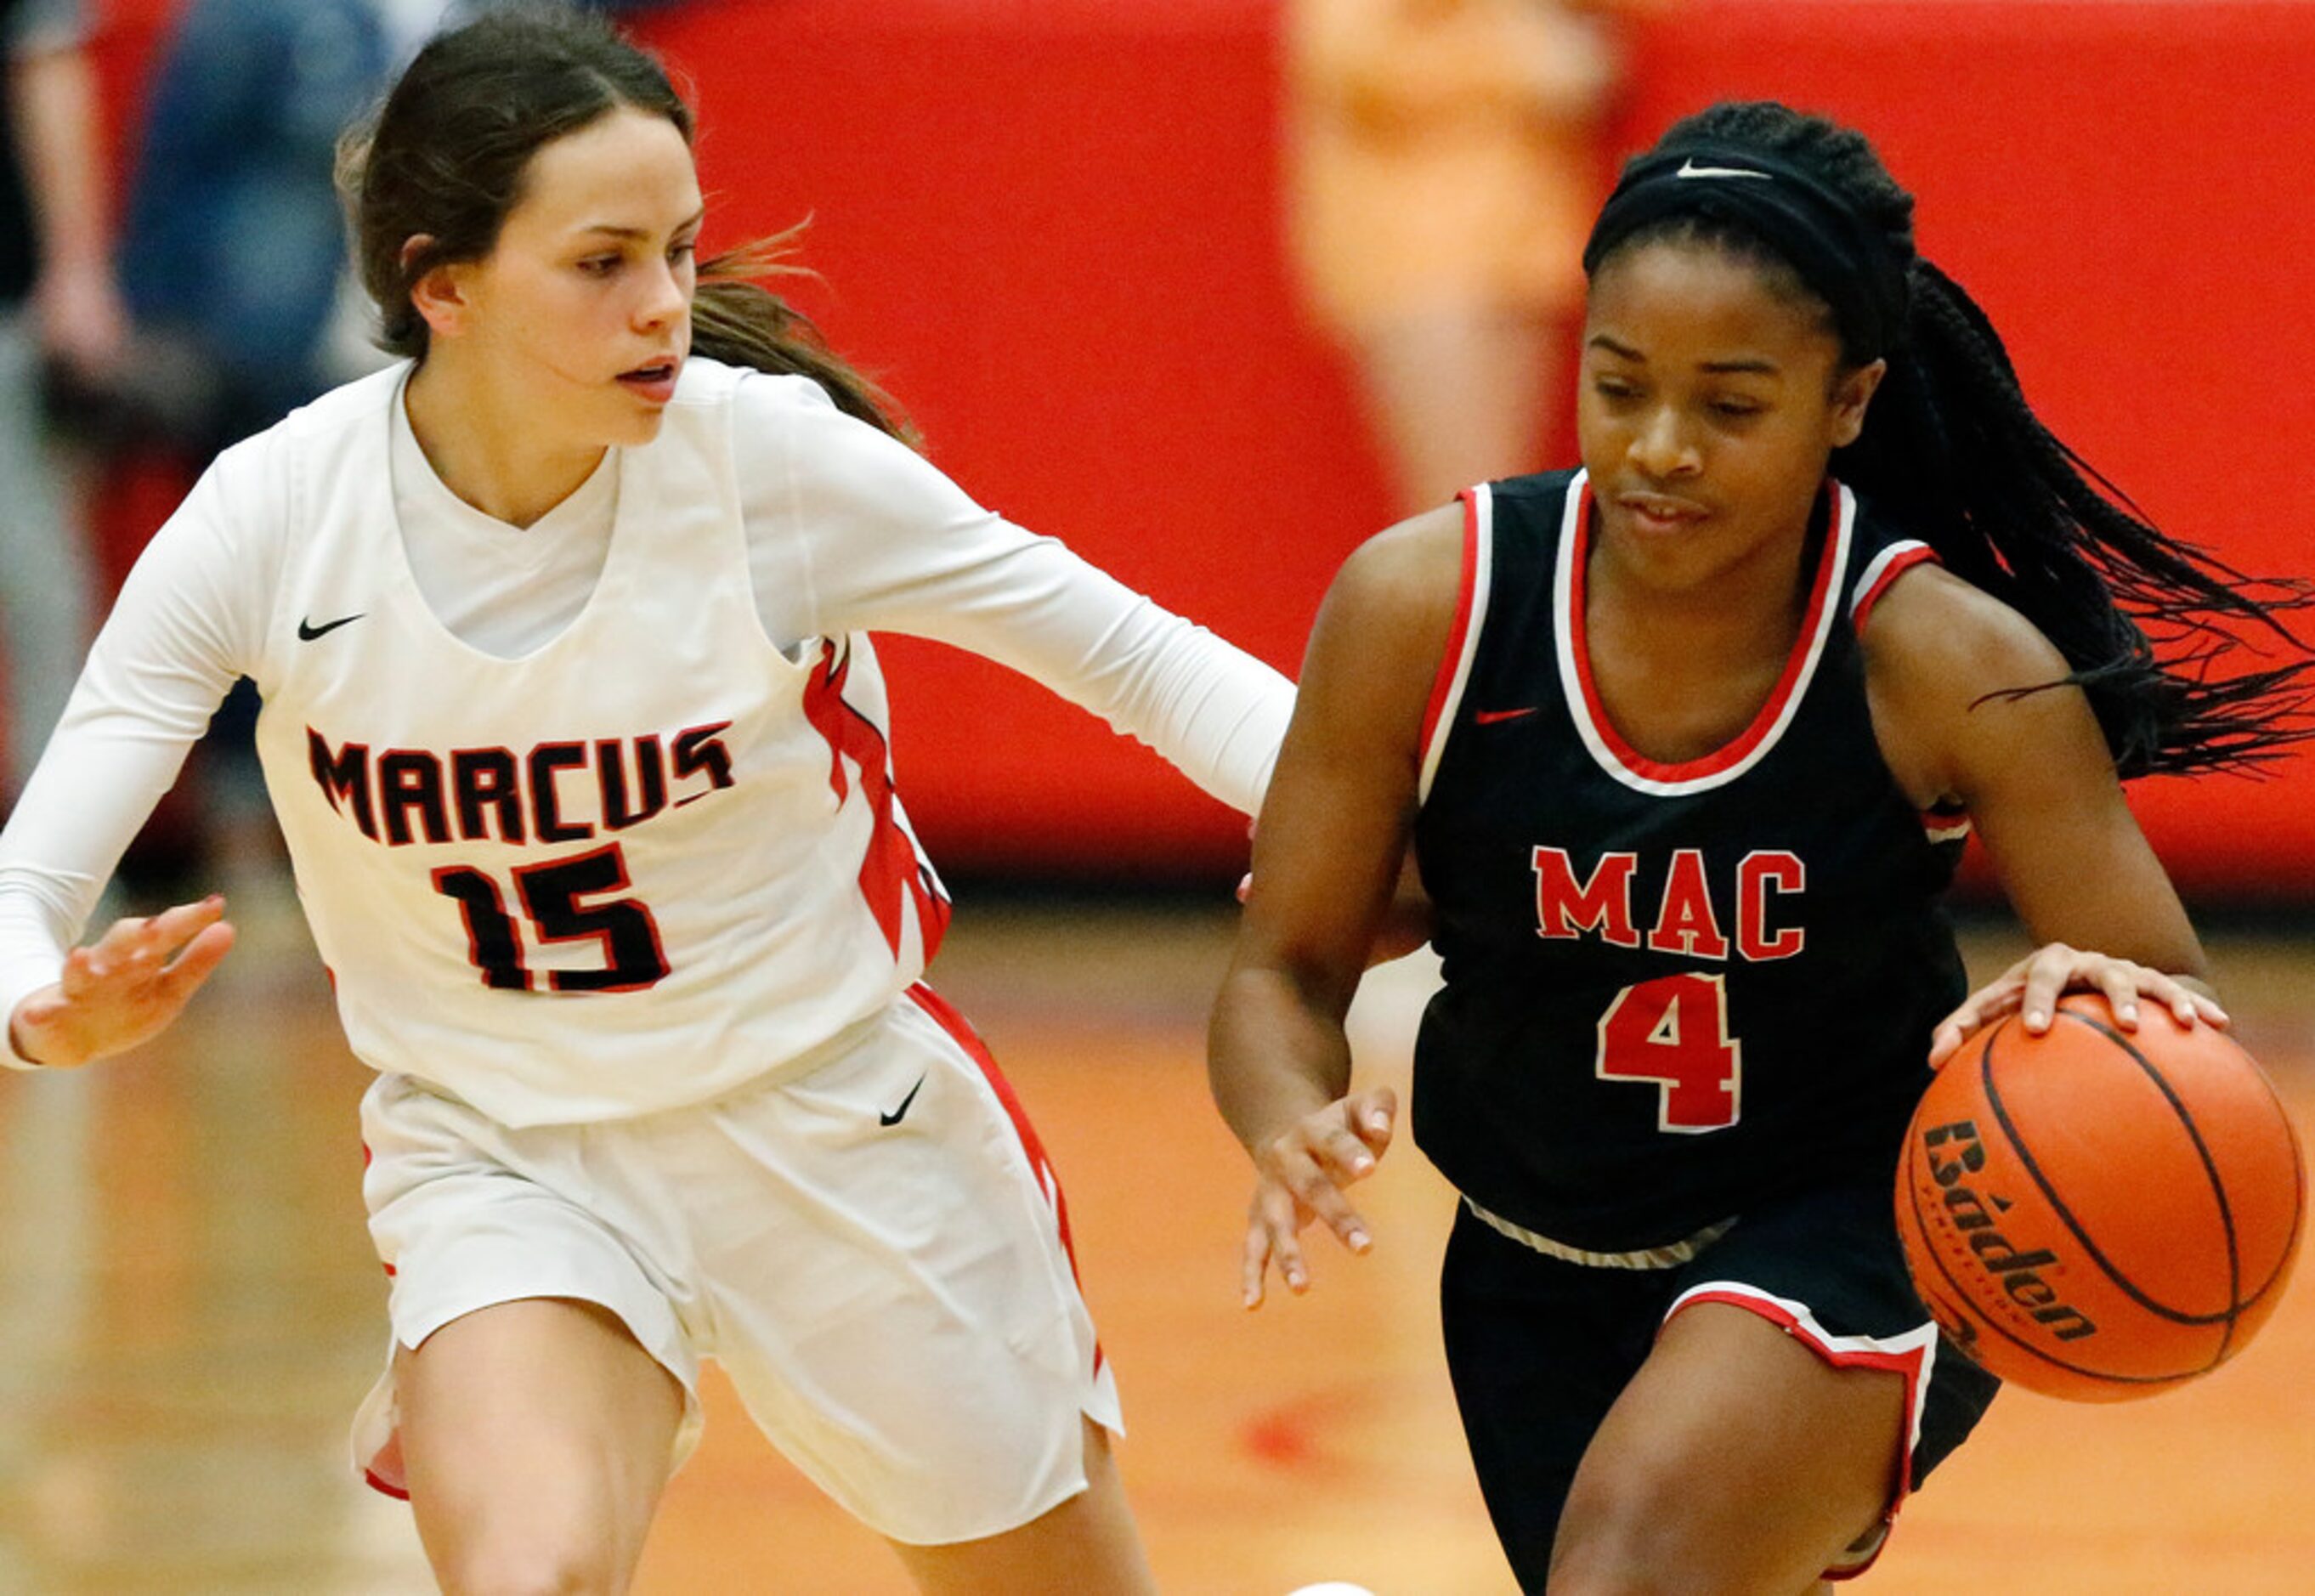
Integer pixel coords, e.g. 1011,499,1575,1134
1319,501,1466,644
1860,562,2083,804
1862,562,2071,708
1287,502,1469,760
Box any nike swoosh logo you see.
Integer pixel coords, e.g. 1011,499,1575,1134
1675,158,1773,182
1474,707,1538,725
297,613,365,641
880,1073,927,1127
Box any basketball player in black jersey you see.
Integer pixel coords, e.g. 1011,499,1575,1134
1209,102,2312,1593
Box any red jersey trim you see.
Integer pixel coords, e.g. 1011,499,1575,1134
1854,543,1966,846
1418,485,1492,802
1849,540,1939,637
1556,475,1853,795
1665,1282,1937,1581
804,638,953,965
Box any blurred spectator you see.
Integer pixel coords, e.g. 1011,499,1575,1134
90,0,412,895
0,0,121,802
116,0,395,459
1284,0,1634,514
113,0,694,461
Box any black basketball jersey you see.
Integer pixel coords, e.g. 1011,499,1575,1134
1411,469,1970,1252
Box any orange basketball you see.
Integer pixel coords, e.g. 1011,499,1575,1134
1897,992,2305,1401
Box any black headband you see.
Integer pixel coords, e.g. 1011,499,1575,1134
1582,144,1909,359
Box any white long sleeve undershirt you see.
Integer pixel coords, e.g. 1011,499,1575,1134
0,366,1291,1065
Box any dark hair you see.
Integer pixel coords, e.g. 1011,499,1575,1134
1587,101,2312,778
335,6,912,444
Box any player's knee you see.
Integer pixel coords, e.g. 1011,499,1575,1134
430,1532,626,1596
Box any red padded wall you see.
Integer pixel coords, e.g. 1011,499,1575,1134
635,0,2315,892
636,0,1372,879
84,0,2315,892
1614,1,2315,895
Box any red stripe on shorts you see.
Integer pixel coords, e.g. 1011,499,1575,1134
903,983,1104,1374
364,1430,410,1500
1666,1285,1932,1581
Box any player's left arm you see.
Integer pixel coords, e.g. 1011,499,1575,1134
1863,564,2227,1067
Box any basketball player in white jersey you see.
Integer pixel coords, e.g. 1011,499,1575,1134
0,12,1290,1592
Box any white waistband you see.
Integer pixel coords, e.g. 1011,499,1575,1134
1463,1197,1735,1271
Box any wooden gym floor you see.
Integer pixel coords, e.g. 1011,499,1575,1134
1,870,2308,1594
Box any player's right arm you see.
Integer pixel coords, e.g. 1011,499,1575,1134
8,897,235,1067
0,458,270,1067
1207,503,1462,1305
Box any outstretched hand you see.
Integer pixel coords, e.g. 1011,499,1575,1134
1241,1085,1397,1308
1926,941,2227,1069
8,897,237,1068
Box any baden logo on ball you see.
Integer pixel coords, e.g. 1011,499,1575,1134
1914,1118,2097,1344
1897,993,2305,1402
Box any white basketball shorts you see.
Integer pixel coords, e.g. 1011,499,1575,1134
348,983,1124,1545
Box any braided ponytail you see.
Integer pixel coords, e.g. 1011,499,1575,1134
1593,102,2313,778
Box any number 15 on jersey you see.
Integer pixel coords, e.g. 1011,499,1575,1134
433,842,671,993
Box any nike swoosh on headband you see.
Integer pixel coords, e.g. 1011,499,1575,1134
1675,157,1774,181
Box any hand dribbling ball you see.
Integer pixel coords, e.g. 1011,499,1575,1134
1898,993,2304,1401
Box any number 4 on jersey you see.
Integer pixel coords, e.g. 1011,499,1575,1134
1595,971,1741,1133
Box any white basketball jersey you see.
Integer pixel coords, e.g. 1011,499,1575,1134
249,362,949,1125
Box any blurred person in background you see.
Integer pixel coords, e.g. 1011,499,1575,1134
1283,0,1638,516
117,0,396,458
114,0,695,464
0,3,119,1565
0,0,122,806
98,0,408,894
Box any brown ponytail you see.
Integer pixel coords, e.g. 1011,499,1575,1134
691,229,915,444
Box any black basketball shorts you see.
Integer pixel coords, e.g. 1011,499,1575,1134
1440,1177,2000,1591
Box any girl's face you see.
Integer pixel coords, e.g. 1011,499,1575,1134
422,106,704,447
1577,240,1883,588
